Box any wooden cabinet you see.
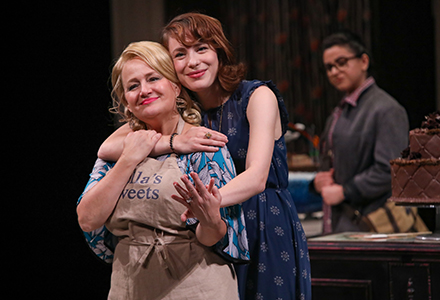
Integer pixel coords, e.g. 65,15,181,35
308,236,440,299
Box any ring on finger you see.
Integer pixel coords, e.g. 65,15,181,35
204,132,212,139
186,197,193,204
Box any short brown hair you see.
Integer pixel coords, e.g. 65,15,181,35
322,30,372,76
161,13,246,93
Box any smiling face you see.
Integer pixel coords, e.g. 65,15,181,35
323,45,369,94
121,58,180,125
167,37,220,94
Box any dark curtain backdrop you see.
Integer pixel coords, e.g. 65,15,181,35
220,0,371,136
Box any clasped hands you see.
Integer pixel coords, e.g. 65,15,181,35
314,169,345,206
172,172,221,222
172,172,226,246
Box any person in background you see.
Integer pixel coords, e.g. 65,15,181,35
312,31,427,234
77,41,249,299
99,13,311,300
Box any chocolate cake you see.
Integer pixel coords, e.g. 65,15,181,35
390,111,440,205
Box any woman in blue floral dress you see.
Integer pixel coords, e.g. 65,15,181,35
163,14,311,300
99,13,311,300
198,80,312,300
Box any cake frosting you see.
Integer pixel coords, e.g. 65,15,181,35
390,111,440,204
409,128,440,159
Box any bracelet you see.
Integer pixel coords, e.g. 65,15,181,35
170,133,178,154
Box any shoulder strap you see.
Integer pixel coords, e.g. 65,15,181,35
177,115,185,134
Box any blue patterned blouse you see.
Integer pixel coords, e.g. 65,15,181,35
77,146,250,264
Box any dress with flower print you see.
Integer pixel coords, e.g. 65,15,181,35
202,80,312,300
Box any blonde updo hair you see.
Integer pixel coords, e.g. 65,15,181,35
110,41,201,131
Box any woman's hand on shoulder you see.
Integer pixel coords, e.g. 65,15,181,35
120,130,162,166
173,126,228,154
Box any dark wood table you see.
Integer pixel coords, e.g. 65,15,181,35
308,233,440,300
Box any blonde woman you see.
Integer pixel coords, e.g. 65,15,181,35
77,41,249,299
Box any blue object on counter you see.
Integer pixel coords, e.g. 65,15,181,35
288,172,322,214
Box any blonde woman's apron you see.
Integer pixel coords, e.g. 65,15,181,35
105,152,238,300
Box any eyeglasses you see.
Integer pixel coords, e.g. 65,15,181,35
324,55,360,73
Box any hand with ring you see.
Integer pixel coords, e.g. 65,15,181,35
172,172,226,246
172,172,221,223
171,126,228,154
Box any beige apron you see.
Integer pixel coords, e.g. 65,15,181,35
105,122,238,300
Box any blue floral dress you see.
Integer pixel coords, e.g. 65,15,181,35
202,80,312,300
